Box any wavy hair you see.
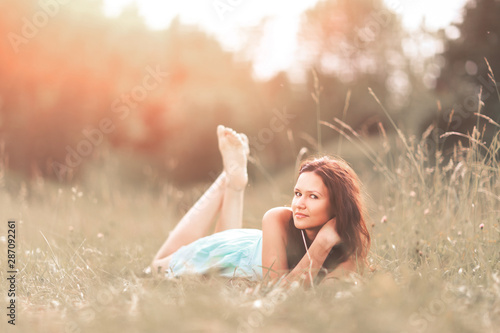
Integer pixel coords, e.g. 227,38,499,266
299,156,371,262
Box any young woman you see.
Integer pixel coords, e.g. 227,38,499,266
151,125,370,286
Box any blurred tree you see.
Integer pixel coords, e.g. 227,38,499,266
435,0,500,149
0,0,263,185
292,0,409,145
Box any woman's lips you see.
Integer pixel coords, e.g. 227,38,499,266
294,212,308,218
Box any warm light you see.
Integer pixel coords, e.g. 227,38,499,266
102,0,467,80
101,0,318,80
384,0,468,30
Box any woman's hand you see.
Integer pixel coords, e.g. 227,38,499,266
282,217,341,288
316,218,341,250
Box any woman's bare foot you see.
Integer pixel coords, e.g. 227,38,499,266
217,125,248,190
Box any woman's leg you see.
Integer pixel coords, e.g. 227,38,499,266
152,125,249,272
152,172,226,271
214,126,249,232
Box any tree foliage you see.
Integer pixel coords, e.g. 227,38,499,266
435,0,500,144
0,0,263,184
293,0,409,137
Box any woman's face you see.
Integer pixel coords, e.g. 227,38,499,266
291,171,333,240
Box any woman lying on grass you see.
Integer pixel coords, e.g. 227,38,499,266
151,125,370,286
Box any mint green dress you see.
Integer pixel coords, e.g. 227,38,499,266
168,228,263,280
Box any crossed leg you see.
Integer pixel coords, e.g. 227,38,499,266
151,125,249,273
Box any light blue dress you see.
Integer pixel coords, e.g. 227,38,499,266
168,228,263,280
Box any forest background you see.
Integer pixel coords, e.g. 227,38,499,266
1,1,499,332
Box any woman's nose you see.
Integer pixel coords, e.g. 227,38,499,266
296,196,306,208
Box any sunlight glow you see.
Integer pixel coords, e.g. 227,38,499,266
387,0,469,31
102,0,468,80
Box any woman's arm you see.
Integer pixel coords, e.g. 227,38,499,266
261,207,293,280
262,211,358,287
281,218,342,288
322,258,357,281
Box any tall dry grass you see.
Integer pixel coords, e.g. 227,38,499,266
1,91,499,333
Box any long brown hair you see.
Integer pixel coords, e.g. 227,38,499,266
298,156,370,262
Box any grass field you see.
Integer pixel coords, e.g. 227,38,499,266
1,113,500,333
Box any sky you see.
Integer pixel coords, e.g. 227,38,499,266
102,0,469,81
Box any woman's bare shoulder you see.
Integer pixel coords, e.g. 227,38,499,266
262,207,292,243
263,207,292,219
262,207,293,227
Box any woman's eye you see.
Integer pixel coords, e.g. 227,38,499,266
310,194,318,199
294,192,301,197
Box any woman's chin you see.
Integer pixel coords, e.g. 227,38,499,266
294,220,314,232
293,218,305,229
